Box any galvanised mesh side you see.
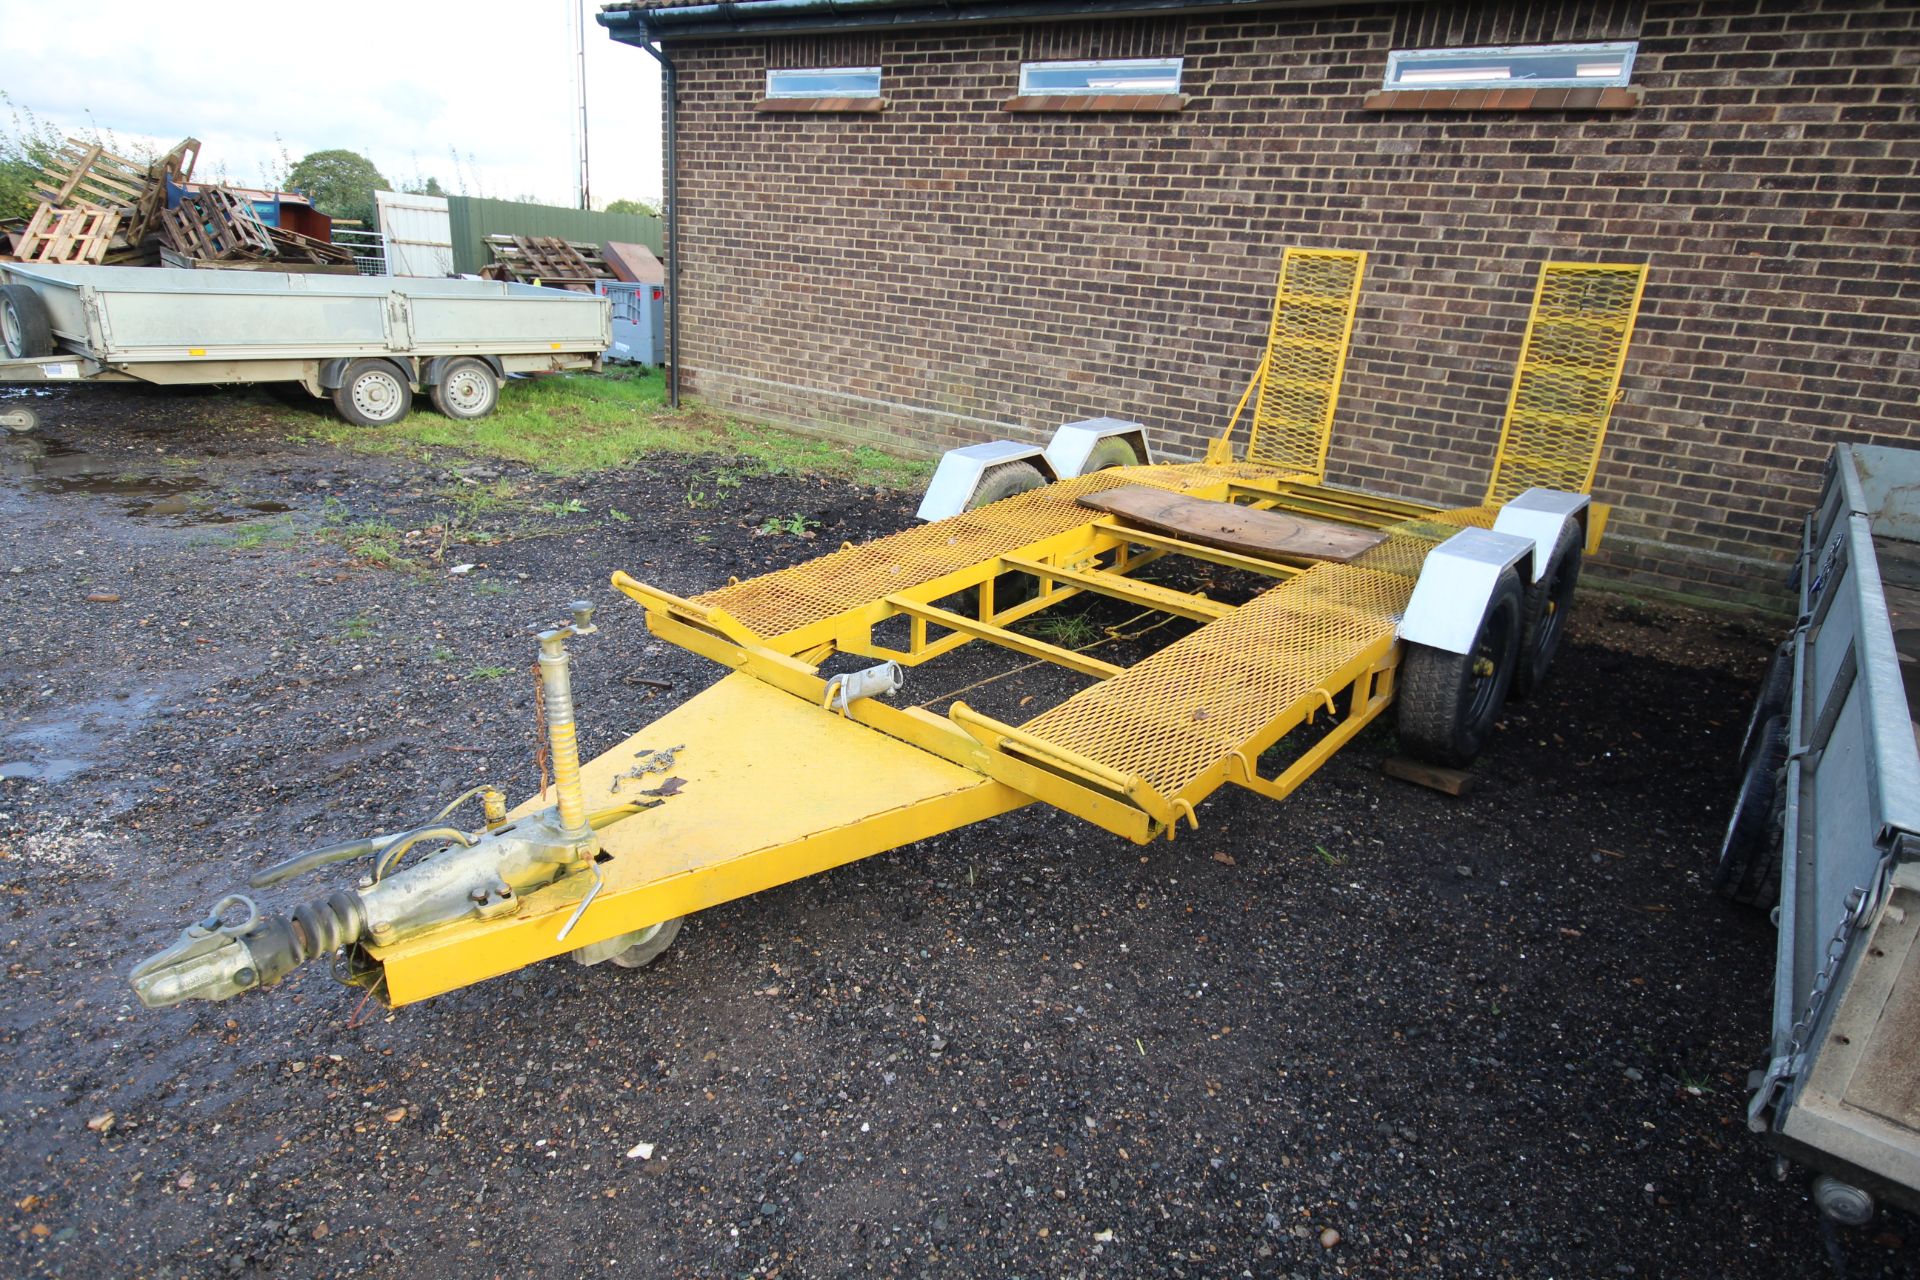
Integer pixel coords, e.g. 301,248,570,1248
1017,518,1445,800
1246,248,1367,476
1486,262,1647,505
694,462,1279,639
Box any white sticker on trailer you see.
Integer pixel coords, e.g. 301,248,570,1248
47,363,79,378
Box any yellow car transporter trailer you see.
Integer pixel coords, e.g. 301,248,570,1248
131,252,1648,1011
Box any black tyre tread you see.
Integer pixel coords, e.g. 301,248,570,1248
1082,436,1140,472
430,357,499,420
1509,520,1584,700
1,284,54,359
607,916,684,969
1739,641,1794,766
1396,569,1524,768
1716,713,1788,907
958,462,1048,615
330,359,413,427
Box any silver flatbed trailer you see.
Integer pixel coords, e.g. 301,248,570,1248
0,263,611,431
1722,443,1920,1225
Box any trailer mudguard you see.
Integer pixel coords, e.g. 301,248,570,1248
1398,525,1535,655
916,440,1057,521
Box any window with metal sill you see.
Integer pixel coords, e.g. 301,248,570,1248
1003,57,1186,113
1370,42,1641,112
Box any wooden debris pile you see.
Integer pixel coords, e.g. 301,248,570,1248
4,134,352,273
479,235,615,292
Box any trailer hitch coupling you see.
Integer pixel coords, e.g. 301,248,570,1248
128,600,654,1009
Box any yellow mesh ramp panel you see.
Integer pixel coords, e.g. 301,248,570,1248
1018,520,1444,801
693,461,1280,639
1485,261,1648,505
1245,247,1367,477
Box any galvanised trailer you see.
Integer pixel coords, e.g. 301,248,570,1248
0,263,611,432
1720,442,1920,1226
128,251,1648,1017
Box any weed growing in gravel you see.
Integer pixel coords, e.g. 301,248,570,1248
468,666,511,680
538,498,587,516
219,518,301,551
608,508,632,523
684,487,713,510
756,513,820,538
272,368,931,488
1023,611,1102,648
338,614,375,641
472,580,513,596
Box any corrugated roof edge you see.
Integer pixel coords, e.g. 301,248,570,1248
598,0,1380,43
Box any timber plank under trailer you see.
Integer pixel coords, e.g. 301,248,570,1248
131,252,1650,1010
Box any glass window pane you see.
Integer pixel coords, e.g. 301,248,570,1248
1385,43,1636,91
1020,58,1183,96
766,67,882,98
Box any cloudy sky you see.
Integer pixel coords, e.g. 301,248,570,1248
1,0,664,208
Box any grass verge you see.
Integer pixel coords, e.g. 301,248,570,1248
279,367,932,489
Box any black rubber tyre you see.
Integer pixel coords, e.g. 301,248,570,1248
961,461,1048,616
1397,568,1525,768
1,284,53,359
1509,520,1584,701
330,359,413,427
1716,713,1787,907
1082,436,1140,472
1738,642,1794,767
606,916,684,969
430,357,500,420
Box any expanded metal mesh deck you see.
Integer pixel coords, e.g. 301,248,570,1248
694,461,1285,639
1247,248,1368,477
1486,262,1647,505
1016,520,1445,800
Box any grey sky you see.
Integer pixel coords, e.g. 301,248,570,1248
1,0,664,207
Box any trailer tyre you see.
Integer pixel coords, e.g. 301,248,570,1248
1509,520,1583,700
1,404,39,434
332,360,413,427
1083,436,1140,473
1,284,53,359
430,357,500,421
1396,567,1524,768
960,461,1048,616
1715,713,1787,908
605,916,684,969
1738,641,1793,766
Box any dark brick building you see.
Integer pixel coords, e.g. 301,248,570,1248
604,0,1920,605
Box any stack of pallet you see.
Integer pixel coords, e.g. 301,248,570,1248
3,134,354,274
479,235,615,292
5,137,198,266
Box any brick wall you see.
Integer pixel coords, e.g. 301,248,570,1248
652,0,1920,605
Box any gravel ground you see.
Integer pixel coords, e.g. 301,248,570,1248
1,383,1915,1279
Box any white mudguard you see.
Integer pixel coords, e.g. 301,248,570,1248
1043,417,1152,479
1491,488,1590,582
1398,526,1536,655
915,441,1056,522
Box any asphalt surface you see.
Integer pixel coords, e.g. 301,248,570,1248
1,382,1914,1278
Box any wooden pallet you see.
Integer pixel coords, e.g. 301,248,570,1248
266,224,355,266
482,234,613,292
130,138,200,243
160,187,276,261
13,203,122,264
35,138,148,212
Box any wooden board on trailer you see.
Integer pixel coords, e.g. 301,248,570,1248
1078,484,1387,564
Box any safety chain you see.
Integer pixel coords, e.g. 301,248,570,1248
1749,851,1893,1130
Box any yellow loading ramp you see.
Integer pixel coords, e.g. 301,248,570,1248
368,672,1026,1005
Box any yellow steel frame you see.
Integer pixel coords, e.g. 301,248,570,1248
355,253,1650,1007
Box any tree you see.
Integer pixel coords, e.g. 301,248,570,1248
0,96,62,221
403,175,448,198
285,149,389,227
605,197,659,218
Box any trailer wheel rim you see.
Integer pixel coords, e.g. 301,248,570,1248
444,368,492,414
1,300,19,357
1467,597,1517,722
351,370,404,422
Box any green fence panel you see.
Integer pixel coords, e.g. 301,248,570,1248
445,196,664,275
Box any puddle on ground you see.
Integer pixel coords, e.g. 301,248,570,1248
0,681,185,786
0,433,291,524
